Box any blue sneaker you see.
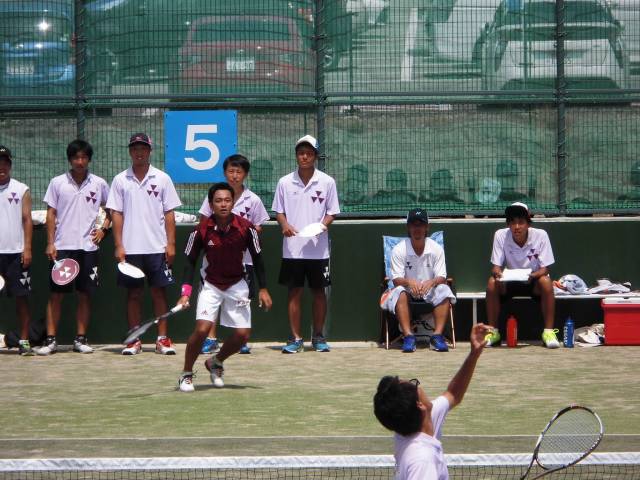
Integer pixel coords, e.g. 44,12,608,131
201,337,220,355
282,338,304,354
239,344,251,354
312,335,331,352
402,335,416,353
430,334,449,352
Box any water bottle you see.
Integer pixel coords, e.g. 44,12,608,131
563,317,575,348
506,315,518,348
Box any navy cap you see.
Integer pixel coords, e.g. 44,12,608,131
407,208,429,224
128,133,153,148
0,145,12,163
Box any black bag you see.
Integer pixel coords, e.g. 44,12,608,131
5,317,47,348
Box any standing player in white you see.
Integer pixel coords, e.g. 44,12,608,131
106,133,182,355
484,202,559,348
36,140,110,355
198,154,270,355
272,135,340,353
0,146,34,356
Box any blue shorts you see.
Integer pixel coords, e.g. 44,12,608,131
49,250,100,295
0,253,31,297
117,253,174,289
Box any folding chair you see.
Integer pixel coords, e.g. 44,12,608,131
379,232,456,350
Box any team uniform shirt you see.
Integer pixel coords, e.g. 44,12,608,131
183,214,263,291
43,172,110,252
0,179,29,253
199,187,269,265
106,165,182,254
394,396,451,480
272,169,340,260
491,227,555,271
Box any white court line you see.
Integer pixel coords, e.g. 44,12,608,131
400,7,419,82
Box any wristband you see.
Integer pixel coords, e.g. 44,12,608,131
180,284,192,298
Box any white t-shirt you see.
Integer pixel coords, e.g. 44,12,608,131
272,168,340,259
106,165,182,254
199,187,269,265
0,178,29,254
390,238,447,282
43,172,110,252
394,396,451,480
491,227,555,271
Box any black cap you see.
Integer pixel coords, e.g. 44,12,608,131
0,145,12,163
407,208,429,224
505,202,531,220
128,133,153,148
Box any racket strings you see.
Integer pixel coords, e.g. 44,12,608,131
537,409,602,466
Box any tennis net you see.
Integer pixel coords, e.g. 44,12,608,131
1,452,639,479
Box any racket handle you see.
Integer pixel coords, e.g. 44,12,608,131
169,304,185,314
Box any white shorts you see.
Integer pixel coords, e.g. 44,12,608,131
380,284,456,314
196,279,251,329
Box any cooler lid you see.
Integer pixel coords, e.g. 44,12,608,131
602,297,640,305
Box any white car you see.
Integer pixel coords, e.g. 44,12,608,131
480,0,629,91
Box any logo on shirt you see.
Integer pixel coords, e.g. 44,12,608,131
207,240,215,246
7,192,19,204
405,261,413,270
239,206,251,219
147,184,160,197
527,249,539,262
85,191,98,204
311,190,325,203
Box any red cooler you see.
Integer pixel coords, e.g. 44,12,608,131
601,298,640,345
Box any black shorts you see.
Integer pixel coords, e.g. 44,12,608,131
500,280,540,303
0,253,31,297
49,250,100,295
117,253,174,289
279,258,331,289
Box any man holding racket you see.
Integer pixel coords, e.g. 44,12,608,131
197,154,270,355
0,146,34,356
36,140,110,355
484,202,559,348
272,135,340,353
106,133,182,355
176,182,272,392
373,323,491,479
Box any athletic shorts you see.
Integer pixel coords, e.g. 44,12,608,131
500,280,540,303
380,284,456,313
117,253,174,289
49,250,100,295
0,253,31,297
196,278,251,329
278,258,331,289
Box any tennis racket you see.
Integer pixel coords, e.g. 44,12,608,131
520,405,604,479
122,304,186,344
51,258,80,285
118,261,145,279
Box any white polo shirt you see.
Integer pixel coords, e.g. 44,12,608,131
272,168,340,259
491,227,555,271
43,172,110,252
0,179,29,254
390,238,447,282
394,396,450,480
106,165,182,254
199,187,270,265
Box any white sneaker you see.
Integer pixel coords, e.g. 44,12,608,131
122,339,142,355
73,337,94,354
35,338,57,356
0,333,5,349
205,357,224,388
155,337,176,355
178,373,195,393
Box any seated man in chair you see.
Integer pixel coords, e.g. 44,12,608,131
380,209,456,353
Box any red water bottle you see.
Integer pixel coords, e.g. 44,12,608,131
507,315,518,348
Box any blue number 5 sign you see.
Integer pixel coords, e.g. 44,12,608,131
165,110,238,183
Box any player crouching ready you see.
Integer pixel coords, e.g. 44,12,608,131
176,182,272,392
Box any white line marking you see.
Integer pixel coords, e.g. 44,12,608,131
401,8,419,82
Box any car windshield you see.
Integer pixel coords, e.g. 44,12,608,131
193,19,291,43
500,1,614,26
0,14,70,43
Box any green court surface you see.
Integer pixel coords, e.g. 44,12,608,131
1,341,639,459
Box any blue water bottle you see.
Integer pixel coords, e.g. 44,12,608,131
563,317,575,348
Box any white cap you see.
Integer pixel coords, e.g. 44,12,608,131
295,134,319,152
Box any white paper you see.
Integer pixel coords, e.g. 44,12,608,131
297,222,326,238
501,268,532,282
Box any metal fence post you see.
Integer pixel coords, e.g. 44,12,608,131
316,0,326,171
555,0,567,214
74,0,86,140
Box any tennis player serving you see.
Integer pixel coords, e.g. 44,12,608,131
176,182,272,392
374,323,492,479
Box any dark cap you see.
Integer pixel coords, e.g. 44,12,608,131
505,201,531,220
407,208,429,224
128,133,153,148
0,145,12,163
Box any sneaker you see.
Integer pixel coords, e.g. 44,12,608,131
201,337,220,354
0,333,6,349
311,335,330,352
204,357,224,388
430,334,449,352
18,340,34,356
155,337,176,355
35,337,57,356
239,344,251,354
542,329,561,349
73,336,94,354
484,329,501,347
122,339,142,355
178,372,195,393
282,338,304,354
402,335,416,353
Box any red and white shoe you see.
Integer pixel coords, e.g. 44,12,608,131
155,337,176,355
122,339,142,355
